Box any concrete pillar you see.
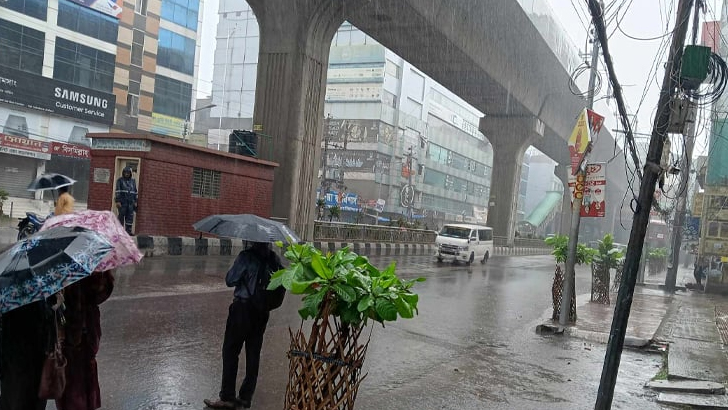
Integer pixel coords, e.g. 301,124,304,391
247,0,346,239
480,117,541,245
554,163,572,235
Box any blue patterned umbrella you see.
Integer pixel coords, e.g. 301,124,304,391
0,226,113,314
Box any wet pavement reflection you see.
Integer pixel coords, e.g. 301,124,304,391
44,255,665,409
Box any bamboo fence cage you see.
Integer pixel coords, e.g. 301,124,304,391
284,294,371,410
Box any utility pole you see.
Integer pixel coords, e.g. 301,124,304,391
560,30,600,325
593,0,694,407
403,145,415,222
666,0,702,291
665,106,696,291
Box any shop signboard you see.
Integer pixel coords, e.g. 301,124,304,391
51,142,91,159
317,189,360,212
0,133,51,160
0,66,115,125
150,112,185,137
91,138,151,151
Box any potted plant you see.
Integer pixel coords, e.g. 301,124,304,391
648,247,668,274
590,234,623,304
544,235,595,322
269,242,424,409
0,188,8,217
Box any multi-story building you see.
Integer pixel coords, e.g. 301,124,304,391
208,6,494,227
0,0,119,204
111,0,203,138
0,0,203,211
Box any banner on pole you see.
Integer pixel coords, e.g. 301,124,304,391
568,109,605,201
581,163,607,217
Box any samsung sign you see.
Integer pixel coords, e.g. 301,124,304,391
0,66,115,125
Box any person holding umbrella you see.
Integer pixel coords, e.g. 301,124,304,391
204,241,284,410
54,185,75,216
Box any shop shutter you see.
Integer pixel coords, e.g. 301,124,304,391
0,154,36,198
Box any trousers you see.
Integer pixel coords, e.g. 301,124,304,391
117,204,135,234
220,299,269,402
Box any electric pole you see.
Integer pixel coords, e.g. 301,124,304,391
560,30,600,325
666,0,702,292
665,105,696,291
593,0,694,407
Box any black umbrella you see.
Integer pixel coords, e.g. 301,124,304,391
27,173,76,191
0,226,113,314
193,214,301,243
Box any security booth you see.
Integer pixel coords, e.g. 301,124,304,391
86,133,277,237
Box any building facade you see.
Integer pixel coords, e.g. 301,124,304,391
208,5,495,227
111,0,204,139
0,0,203,212
0,0,118,205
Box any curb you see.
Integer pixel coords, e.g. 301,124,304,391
133,237,554,258
135,236,439,257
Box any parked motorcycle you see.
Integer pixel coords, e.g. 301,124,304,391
17,212,48,240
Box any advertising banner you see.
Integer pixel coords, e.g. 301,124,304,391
151,112,185,137
317,190,360,212
0,66,115,125
69,0,122,18
0,133,51,160
580,163,606,217
568,109,604,201
325,150,391,173
51,142,91,159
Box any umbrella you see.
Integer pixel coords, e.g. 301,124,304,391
0,226,113,314
193,214,301,243
39,210,144,271
27,173,76,191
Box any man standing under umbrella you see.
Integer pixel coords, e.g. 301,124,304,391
205,242,283,410
54,185,75,216
115,167,137,235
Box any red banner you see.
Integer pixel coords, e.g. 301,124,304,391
581,163,606,218
0,133,51,154
51,142,91,159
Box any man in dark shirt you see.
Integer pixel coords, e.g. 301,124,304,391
205,242,283,409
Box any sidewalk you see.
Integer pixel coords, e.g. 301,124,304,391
559,267,728,408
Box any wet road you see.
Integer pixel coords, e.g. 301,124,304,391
51,254,664,410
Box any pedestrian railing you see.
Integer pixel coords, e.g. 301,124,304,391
314,221,437,244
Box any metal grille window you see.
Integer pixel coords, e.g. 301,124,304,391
192,168,220,199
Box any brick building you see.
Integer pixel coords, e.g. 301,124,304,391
87,133,276,236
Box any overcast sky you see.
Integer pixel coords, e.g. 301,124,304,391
195,0,723,157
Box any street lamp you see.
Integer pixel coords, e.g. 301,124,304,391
184,104,217,142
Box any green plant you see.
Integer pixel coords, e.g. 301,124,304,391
544,234,595,265
328,205,341,222
593,233,624,269
269,242,424,325
0,188,8,216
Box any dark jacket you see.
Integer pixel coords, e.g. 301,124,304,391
225,249,283,302
115,171,137,205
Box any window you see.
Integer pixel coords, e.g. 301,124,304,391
709,222,720,237
127,94,139,117
382,90,397,109
53,37,115,92
192,168,220,199
0,19,44,74
722,223,728,239
161,0,199,31
131,29,144,67
478,229,492,241
152,75,192,118
0,0,47,20
385,60,400,79
57,0,118,43
157,29,195,75
135,0,147,15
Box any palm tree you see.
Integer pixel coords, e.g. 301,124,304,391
316,198,326,220
328,205,341,222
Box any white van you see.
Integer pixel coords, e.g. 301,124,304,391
435,224,494,264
